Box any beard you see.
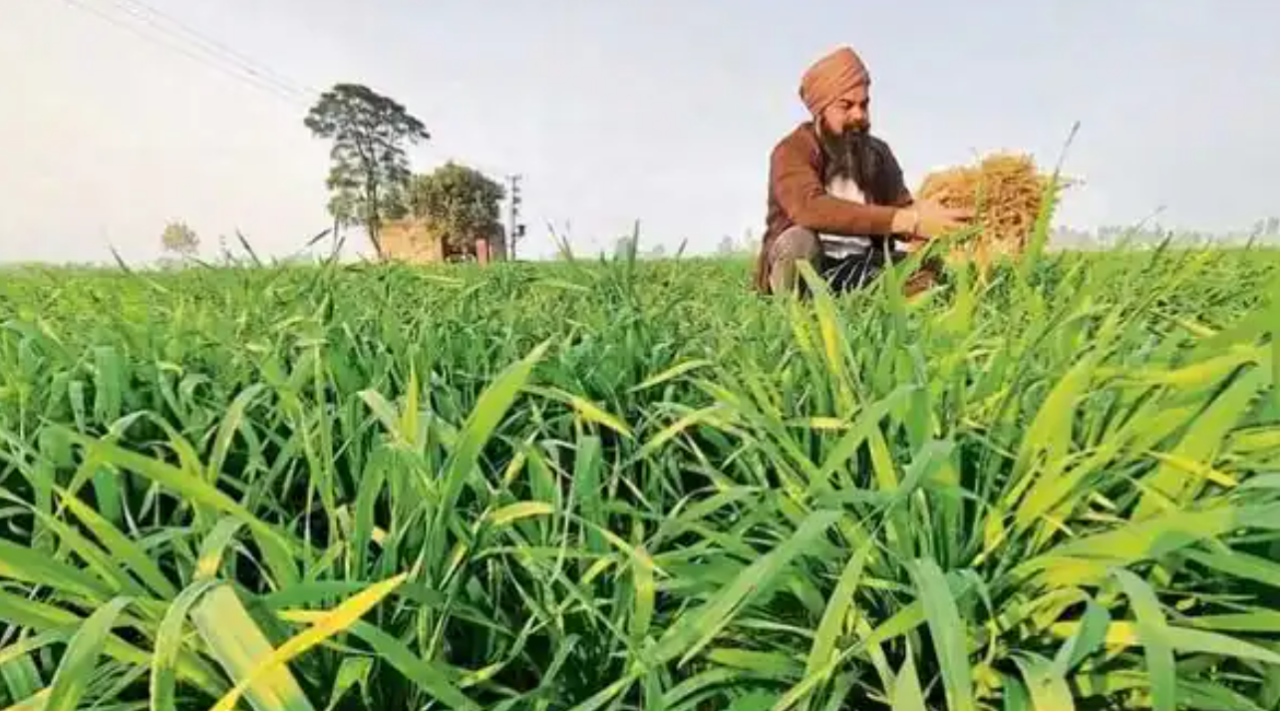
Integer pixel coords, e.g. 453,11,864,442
818,123,888,204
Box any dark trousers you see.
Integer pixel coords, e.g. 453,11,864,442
819,247,909,293
765,226,912,295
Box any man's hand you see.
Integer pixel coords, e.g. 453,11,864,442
918,198,975,238
893,198,975,240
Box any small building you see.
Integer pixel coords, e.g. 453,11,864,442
381,217,507,265
381,217,445,264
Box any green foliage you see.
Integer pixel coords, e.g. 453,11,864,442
407,162,506,254
0,247,1279,710
159,221,199,260
304,83,430,258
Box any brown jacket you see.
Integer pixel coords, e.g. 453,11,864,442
753,122,913,292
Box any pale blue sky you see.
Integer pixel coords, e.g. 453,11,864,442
2,0,1278,263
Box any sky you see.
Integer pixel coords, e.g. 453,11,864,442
2,0,1279,264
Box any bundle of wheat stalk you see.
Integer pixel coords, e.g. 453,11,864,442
916,152,1060,274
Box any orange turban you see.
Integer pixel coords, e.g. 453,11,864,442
799,46,870,116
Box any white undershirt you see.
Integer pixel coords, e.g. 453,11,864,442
821,175,874,258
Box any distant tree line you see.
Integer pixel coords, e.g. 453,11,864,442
1052,217,1280,250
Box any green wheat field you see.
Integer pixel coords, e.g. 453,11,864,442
2,243,1279,711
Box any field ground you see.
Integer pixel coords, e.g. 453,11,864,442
2,247,1280,710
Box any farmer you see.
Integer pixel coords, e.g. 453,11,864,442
754,45,973,295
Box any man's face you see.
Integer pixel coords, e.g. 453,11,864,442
819,85,871,136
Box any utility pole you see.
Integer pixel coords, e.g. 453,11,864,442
506,174,525,260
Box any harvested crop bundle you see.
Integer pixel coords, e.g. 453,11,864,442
917,153,1061,272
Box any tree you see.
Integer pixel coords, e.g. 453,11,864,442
304,83,429,259
407,162,506,256
160,220,199,260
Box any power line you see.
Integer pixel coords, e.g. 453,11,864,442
60,0,515,177
103,0,318,99
60,0,314,107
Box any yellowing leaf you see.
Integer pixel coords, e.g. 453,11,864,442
207,574,407,711
486,501,554,527
192,585,315,711
568,396,633,439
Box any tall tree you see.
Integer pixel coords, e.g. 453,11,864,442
407,162,506,256
160,220,199,260
304,83,428,259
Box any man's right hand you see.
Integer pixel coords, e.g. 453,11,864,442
896,198,975,239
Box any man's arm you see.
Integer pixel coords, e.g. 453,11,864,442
770,136,917,236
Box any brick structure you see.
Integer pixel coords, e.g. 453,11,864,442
381,218,445,264
381,218,507,265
